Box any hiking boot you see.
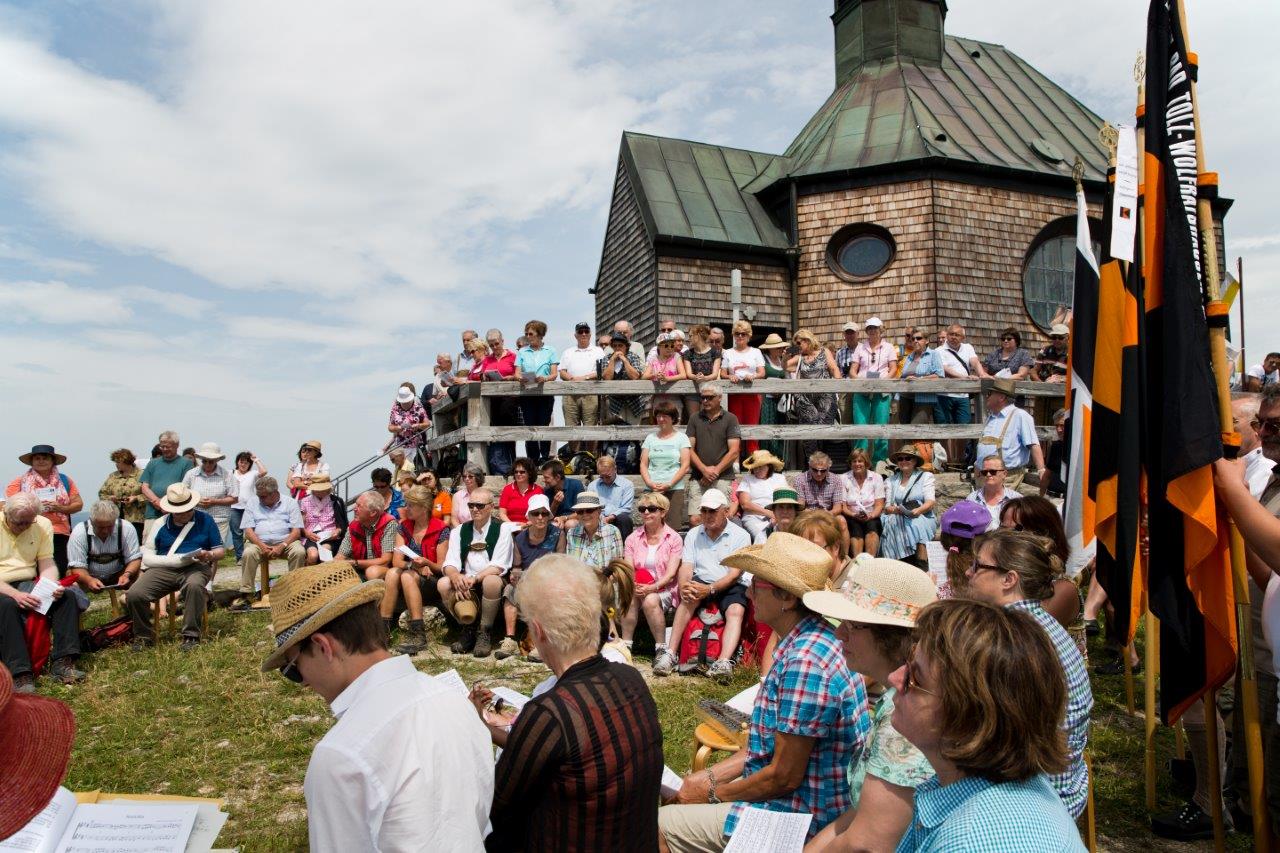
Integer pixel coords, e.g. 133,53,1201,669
1095,656,1141,676
1151,800,1229,840
450,625,477,655
707,659,734,681
494,636,520,660
180,638,201,653
129,637,154,652
12,673,35,694
395,623,428,656
49,657,86,685
228,596,254,613
1084,618,1100,637
473,629,493,658
653,648,676,677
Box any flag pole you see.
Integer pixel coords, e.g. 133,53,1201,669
1173,0,1270,847
1237,256,1246,376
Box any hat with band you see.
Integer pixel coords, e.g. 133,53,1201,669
722,532,832,599
261,562,385,671
803,557,937,627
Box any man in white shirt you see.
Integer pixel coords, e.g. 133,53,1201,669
1233,395,1275,498
67,500,143,592
935,323,982,424
1245,353,1280,393
262,562,493,853
439,487,514,658
975,378,1044,488
560,321,606,449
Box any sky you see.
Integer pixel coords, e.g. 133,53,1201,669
0,0,1275,482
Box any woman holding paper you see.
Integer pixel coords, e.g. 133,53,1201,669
7,444,83,574
385,486,447,656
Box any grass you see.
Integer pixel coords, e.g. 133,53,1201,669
40,589,1248,852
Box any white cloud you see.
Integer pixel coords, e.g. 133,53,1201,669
0,235,94,275
0,279,130,324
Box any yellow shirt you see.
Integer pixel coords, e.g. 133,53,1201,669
0,515,54,584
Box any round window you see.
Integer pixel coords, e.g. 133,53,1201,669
1022,217,1101,331
826,224,895,283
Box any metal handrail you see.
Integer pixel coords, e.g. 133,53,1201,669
330,435,422,506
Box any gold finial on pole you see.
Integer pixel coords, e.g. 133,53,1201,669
1099,122,1119,154
1072,155,1086,192
1133,51,1146,84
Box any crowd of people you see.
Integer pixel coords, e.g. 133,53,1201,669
8,326,1280,851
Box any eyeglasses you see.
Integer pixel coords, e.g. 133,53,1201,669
1254,417,1280,435
912,335,925,340
970,558,1004,574
734,332,749,337
978,469,1005,477
901,654,936,697
467,502,489,510
700,395,717,401
638,505,662,514
279,643,307,683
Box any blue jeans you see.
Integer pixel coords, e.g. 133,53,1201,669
933,396,972,424
229,508,246,560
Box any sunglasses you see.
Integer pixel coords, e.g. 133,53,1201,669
734,332,749,337
809,467,829,475
638,505,662,514
279,659,303,683
912,335,925,340
1254,417,1280,435
700,395,717,401
575,508,601,515
467,502,489,510
978,469,1005,477
528,510,550,518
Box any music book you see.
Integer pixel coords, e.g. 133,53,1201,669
1,788,231,853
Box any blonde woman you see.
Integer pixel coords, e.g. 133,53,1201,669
719,319,765,456
786,329,840,460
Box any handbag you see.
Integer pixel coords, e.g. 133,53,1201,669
776,369,797,415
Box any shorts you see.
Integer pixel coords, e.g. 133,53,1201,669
702,582,749,614
847,516,882,538
658,802,733,853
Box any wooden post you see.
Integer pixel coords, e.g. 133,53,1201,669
1122,644,1136,716
1084,749,1098,852
465,383,489,474
1173,1,1270,846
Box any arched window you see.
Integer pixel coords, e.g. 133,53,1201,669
826,224,895,283
1023,217,1102,331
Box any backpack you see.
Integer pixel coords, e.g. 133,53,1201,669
80,615,134,652
677,603,724,673
602,439,640,474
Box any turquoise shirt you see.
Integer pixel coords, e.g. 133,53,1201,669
896,775,1086,852
515,345,557,377
139,455,194,519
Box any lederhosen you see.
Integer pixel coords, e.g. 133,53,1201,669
84,518,127,583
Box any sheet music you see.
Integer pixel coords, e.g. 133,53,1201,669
433,668,468,698
723,807,811,853
103,802,226,853
54,803,198,853
924,540,949,589
660,766,684,799
726,683,759,715
0,786,76,853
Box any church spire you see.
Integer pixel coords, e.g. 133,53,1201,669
833,0,947,84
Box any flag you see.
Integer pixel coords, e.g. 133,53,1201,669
1063,190,1098,576
1142,0,1236,724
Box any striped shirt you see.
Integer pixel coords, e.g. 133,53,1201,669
1006,599,1092,817
487,655,663,852
896,775,1086,852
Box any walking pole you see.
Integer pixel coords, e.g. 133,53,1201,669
1173,0,1270,846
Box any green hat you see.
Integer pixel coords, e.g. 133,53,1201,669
768,488,801,507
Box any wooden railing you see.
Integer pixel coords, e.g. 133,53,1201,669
429,378,1065,473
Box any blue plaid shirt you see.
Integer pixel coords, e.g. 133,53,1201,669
724,616,869,839
1007,599,1092,817
896,775,1086,852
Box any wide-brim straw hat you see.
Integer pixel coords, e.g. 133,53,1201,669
742,449,785,472
300,440,323,456
768,488,802,507
261,562,385,671
308,473,334,494
804,557,937,628
159,483,201,514
890,444,925,465
570,492,604,512
195,441,225,462
0,666,75,840
18,444,66,466
722,532,832,599
758,333,788,350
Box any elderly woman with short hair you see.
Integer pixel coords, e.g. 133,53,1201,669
889,598,1087,850
451,463,485,528
804,557,937,853
980,327,1034,379
387,383,431,460
962,529,1093,818
897,327,944,424
485,555,664,852
99,448,146,539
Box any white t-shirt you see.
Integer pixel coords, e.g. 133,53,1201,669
737,472,790,515
1249,364,1280,387
721,347,765,380
233,469,260,509
560,345,605,379
938,343,978,398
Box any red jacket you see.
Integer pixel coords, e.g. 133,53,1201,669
347,512,395,562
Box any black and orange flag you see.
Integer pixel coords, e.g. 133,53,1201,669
1142,0,1236,724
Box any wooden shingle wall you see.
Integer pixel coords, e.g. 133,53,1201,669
595,159,658,342
795,180,937,349
655,256,791,344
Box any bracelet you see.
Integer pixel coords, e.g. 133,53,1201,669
706,767,720,804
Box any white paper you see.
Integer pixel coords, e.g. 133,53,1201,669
726,683,759,715
35,487,58,504
433,668,468,698
30,577,61,616
490,687,529,714
53,803,198,853
924,540,950,589
101,801,227,853
0,786,76,853
395,544,419,560
316,547,333,563
723,808,812,853
1111,124,1139,262
660,765,684,799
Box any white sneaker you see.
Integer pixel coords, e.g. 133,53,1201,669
653,648,676,677
707,659,734,680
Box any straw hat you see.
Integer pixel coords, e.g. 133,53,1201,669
18,444,66,466
804,557,937,627
721,532,832,598
194,442,225,462
308,473,334,494
260,562,385,671
300,440,323,456
571,492,604,512
983,377,1017,397
768,488,802,507
890,444,925,465
758,333,788,350
742,449,785,472
0,666,75,840
158,483,201,514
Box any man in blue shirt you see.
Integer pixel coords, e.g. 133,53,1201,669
125,483,225,649
589,455,635,540
653,489,750,680
540,460,584,527
975,379,1045,488
235,476,305,609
